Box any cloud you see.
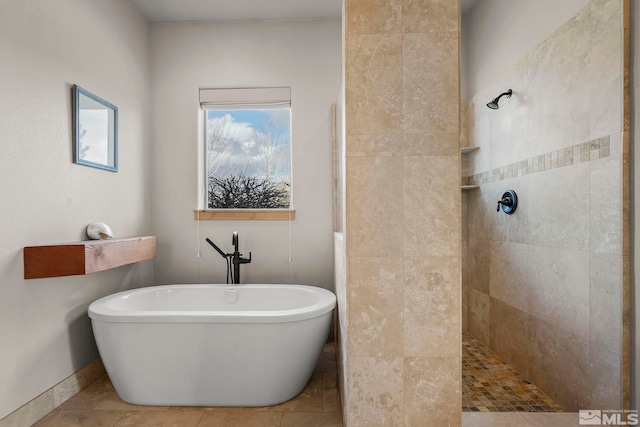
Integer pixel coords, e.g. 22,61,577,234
207,112,291,181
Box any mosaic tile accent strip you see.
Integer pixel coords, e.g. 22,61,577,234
464,135,611,186
462,333,564,413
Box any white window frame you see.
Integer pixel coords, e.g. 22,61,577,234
195,87,295,220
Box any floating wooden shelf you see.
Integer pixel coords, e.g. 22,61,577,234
24,236,156,279
461,185,480,191
461,146,479,154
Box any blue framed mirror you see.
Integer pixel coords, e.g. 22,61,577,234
73,85,118,172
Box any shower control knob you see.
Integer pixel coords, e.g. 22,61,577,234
496,198,511,211
497,190,518,215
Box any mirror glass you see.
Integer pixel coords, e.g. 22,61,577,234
73,85,117,171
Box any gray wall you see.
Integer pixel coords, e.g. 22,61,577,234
462,0,588,100
149,20,341,289
0,0,153,419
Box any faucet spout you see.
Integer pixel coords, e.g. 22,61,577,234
231,231,251,284
205,232,252,285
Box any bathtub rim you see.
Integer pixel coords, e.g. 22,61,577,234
88,283,336,324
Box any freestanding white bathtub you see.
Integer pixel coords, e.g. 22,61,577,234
88,284,336,407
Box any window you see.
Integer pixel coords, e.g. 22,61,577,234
200,88,292,211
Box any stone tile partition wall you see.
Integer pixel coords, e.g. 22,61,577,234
341,0,462,426
462,0,630,411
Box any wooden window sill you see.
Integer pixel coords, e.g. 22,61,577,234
193,209,296,221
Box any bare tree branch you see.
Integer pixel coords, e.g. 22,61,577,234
208,174,290,209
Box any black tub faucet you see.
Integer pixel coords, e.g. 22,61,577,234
205,232,251,284
231,232,251,284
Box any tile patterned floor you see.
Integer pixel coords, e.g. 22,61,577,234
33,343,342,427
31,335,571,426
462,333,564,413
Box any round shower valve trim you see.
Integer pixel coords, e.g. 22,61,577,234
497,190,518,214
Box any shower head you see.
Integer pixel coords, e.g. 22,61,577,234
487,89,513,110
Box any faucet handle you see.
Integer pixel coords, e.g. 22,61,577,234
239,252,252,264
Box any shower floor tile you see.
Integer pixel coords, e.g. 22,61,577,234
462,333,564,413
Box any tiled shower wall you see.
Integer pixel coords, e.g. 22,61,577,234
462,0,629,411
342,0,462,426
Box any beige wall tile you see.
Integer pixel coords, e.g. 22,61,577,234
493,175,530,244
0,390,54,427
489,241,531,314
527,245,590,340
403,256,459,292
333,234,348,416
403,357,460,426
590,134,622,254
346,156,403,257
590,253,623,355
623,153,630,255
402,32,459,135
404,277,459,357
623,253,631,407
401,0,458,33
347,357,403,427
59,375,115,411
467,110,491,176
348,257,404,357
529,317,590,410
462,282,469,333
486,57,529,169
467,238,489,294
527,4,590,89
344,0,461,422
461,151,469,179
460,101,470,148
1,360,107,427
466,186,495,241
591,0,623,46
462,195,470,334
53,359,105,408
590,345,623,409
345,0,401,35
489,298,531,379
403,156,460,257
403,133,459,156
590,30,623,139
346,34,402,135
527,162,590,250
347,134,402,157
526,6,591,154
468,289,490,347
526,69,591,156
